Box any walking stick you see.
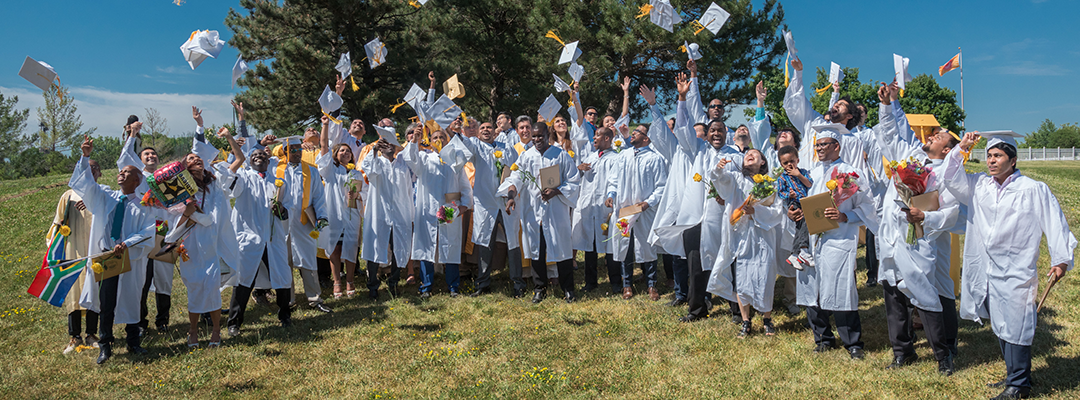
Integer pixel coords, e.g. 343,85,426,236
1036,273,1061,313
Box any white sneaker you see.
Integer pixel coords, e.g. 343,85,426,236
799,249,816,268
787,254,804,271
62,337,82,355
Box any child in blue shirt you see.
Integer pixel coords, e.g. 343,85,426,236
776,145,814,270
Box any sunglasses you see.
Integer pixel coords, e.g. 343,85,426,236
586,112,597,116
814,141,838,149
708,104,724,109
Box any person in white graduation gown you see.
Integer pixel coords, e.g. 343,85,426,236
783,58,868,174
401,130,470,297
605,123,667,301
71,137,156,364
941,132,1076,397
117,123,175,333
570,124,621,294
317,116,363,298
498,123,581,303
658,73,743,323
224,144,295,336
458,121,522,296
255,136,331,312
166,127,245,348
360,136,413,298
789,123,878,360
706,150,785,337
870,93,963,374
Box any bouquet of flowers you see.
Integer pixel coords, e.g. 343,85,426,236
825,168,860,207
884,157,935,244
604,213,639,241
437,202,458,224
730,167,782,225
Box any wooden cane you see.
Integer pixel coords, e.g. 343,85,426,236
1036,273,1061,313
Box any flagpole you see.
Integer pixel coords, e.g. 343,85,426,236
959,47,965,130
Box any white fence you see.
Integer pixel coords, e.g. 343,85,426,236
1017,147,1079,161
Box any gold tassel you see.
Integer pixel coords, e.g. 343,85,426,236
679,44,687,53
883,156,893,180
814,85,831,95
636,4,653,19
690,20,706,35
350,75,359,91
408,0,421,8
899,88,905,98
812,134,818,162
545,30,565,46
461,112,469,126
784,54,791,88
408,116,419,123
322,111,341,125
390,99,407,114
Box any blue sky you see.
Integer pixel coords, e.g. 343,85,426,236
1,0,1077,139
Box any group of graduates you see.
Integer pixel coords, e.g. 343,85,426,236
49,54,1075,400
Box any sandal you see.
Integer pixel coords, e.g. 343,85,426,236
187,334,199,348
405,274,418,286
333,282,344,299
345,281,356,297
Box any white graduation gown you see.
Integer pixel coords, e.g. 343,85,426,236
401,142,469,264
796,158,879,311
747,113,799,279
706,164,785,312
360,149,414,265
570,145,620,253
70,156,156,322
460,136,519,249
316,152,362,263
497,145,580,262
940,149,1077,346
228,167,293,289
606,146,667,262
275,160,327,271
783,68,869,175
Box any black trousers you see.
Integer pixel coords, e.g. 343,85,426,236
806,306,863,349
662,254,674,282
883,283,951,360
999,339,1033,388
582,250,617,293
366,230,400,295
727,260,741,318
227,249,291,328
532,231,574,293
99,275,140,347
68,310,99,338
475,217,503,291
139,258,170,329
684,224,711,318
865,231,879,283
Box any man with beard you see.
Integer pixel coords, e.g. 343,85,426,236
225,143,296,336
784,58,869,176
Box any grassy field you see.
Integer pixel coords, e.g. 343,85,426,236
1,161,1078,399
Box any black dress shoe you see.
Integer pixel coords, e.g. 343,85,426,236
369,290,379,300
814,342,837,353
156,323,169,333
126,345,148,355
988,379,1007,389
937,355,955,376
227,326,240,337
564,291,576,303
280,318,293,327
531,290,546,304
990,386,1031,400
96,343,112,365
679,314,707,323
311,303,333,313
582,284,598,292
886,353,918,369
730,314,742,325
470,288,491,297
668,298,687,307
849,347,865,360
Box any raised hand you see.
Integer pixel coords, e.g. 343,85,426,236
687,59,697,77
260,134,278,147
216,127,231,138
675,73,690,99
80,135,94,157
639,84,657,106
192,106,204,127
877,83,891,105
959,131,980,152
231,100,245,121
755,81,767,107
791,57,803,72
620,76,632,94
335,75,346,95
428,71,436,88
832,81,840,93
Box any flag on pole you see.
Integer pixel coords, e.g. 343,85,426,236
939,53,961,76
27,259,87,307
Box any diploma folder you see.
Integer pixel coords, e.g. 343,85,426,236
802,192,839,235
93,250,133,282
538,165,560,190
618,203,645,219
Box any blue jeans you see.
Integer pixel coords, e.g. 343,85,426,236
419,260,460,293
671,255,688,301
619,229,657,288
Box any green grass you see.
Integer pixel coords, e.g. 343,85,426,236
1,162,1078,399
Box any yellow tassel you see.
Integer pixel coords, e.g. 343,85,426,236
948,130,961,142
784,54,790,88
350,75,359,91
899,88,905,98
390,99,407,114
812,134,818,162
883,156,893,180
814,85,831,95
679,45,687,53
690,20,706,35
408,0,421,8
460,112,469,126
322,111,341,125
408,116,419,123
545,30,565,46
636,4,653,18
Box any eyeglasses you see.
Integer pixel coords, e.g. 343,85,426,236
708,104,724,109
586,112,597,116
814,141,838,149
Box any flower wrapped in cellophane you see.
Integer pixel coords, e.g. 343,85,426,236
826,168,860,207
437,202,458,224
884,157,935,244
730,167,782,225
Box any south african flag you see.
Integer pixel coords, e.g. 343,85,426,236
27,259,87,307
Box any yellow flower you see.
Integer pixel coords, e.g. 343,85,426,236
91,262,104,275
510,163,519,171
898,160,907,169
693,173,702,182
826,180,838,191
59,225,71,237
346,163,356,170
614,140,623,147
493,150,504,159
753,174,764,183
568,150,575,158
274,179,284,188
600,223,609,232
309,230,320,240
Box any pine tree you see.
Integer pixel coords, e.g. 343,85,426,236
35,85,95,153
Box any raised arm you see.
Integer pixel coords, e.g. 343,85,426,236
69,136,106,207
620,76,631,118
939,132,979,206
218,127,246,173
192,106,206,143
782,58,821,135
117,131,146,171
686,60,708,124
748,81,773,152
640,84,676,161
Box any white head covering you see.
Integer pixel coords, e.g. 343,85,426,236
982,130,1023,151
811,123,847,144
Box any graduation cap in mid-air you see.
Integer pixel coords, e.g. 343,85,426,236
180,30,225,70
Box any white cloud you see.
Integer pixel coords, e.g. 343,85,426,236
1,85,235,138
